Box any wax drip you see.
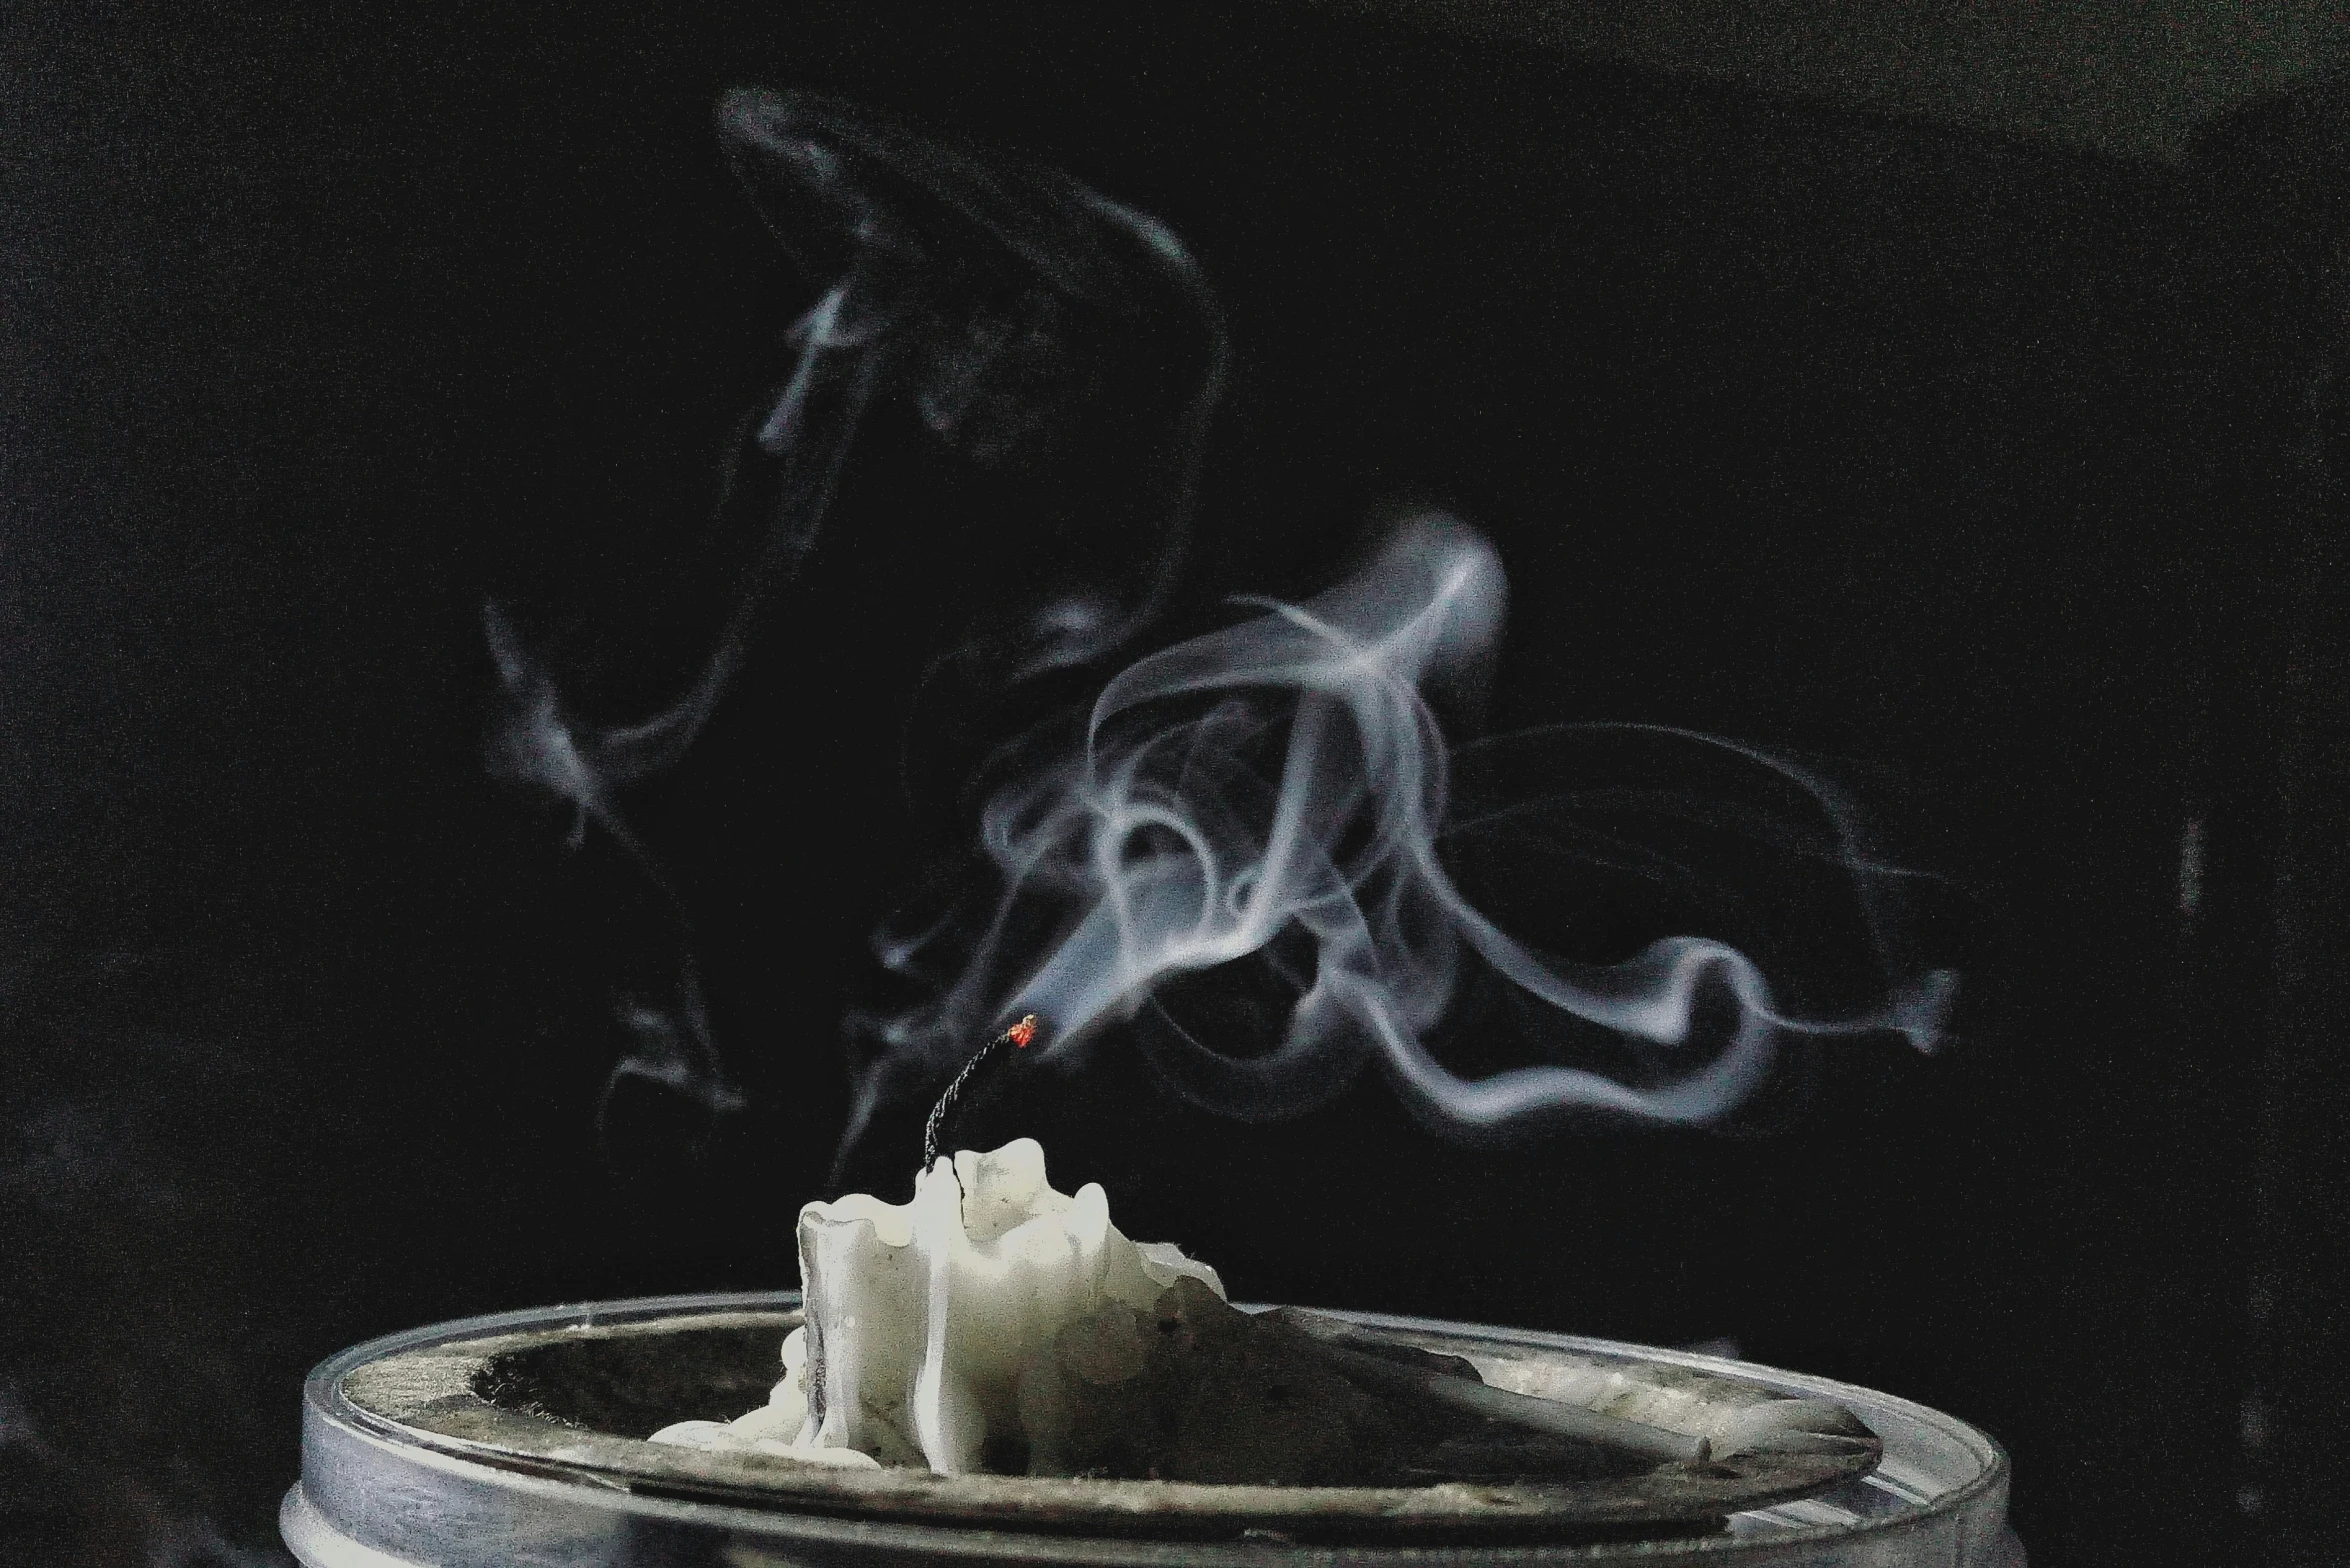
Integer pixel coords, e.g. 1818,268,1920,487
922,1015,1039,1171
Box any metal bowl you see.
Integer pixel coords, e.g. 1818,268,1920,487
283,1292,2019,1567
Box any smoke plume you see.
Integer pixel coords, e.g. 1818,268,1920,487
475,89,1946,1175
485,90,1224,1147
846,514,1952,1161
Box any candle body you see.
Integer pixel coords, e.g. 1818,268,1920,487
651,1138,1222,1473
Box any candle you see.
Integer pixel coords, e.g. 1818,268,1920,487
650,1137,1223,1473
651,1136,1730,1485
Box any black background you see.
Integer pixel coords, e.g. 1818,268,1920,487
4,4,2347,1564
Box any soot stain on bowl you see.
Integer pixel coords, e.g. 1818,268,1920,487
346,1307,1881,1547
471,1323,781,1439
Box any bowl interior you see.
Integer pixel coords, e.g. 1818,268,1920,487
472,1321,780,1437
335,1305,1883,1546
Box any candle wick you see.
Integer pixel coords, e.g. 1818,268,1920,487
921,1014,1039,1173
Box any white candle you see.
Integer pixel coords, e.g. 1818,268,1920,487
651,1138,1222,1474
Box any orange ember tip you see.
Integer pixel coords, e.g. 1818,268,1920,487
925,1017,1040,1170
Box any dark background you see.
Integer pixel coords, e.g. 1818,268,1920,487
5,4,2348,1565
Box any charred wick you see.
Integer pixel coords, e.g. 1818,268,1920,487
922,1014,1041,1171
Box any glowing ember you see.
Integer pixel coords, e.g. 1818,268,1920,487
921,1016,1048,1171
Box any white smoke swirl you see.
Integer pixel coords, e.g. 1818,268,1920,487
849,512,1950,1156
483,89,1225,1154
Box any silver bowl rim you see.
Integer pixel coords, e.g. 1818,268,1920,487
305,1290,2009,1550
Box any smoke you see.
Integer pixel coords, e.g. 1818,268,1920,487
476,89,1946,1174
846,513,1951,1161
484,90,1225,1147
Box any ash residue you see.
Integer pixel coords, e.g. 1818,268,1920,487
1024,1279,1651,1486
472,1326,784,1440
